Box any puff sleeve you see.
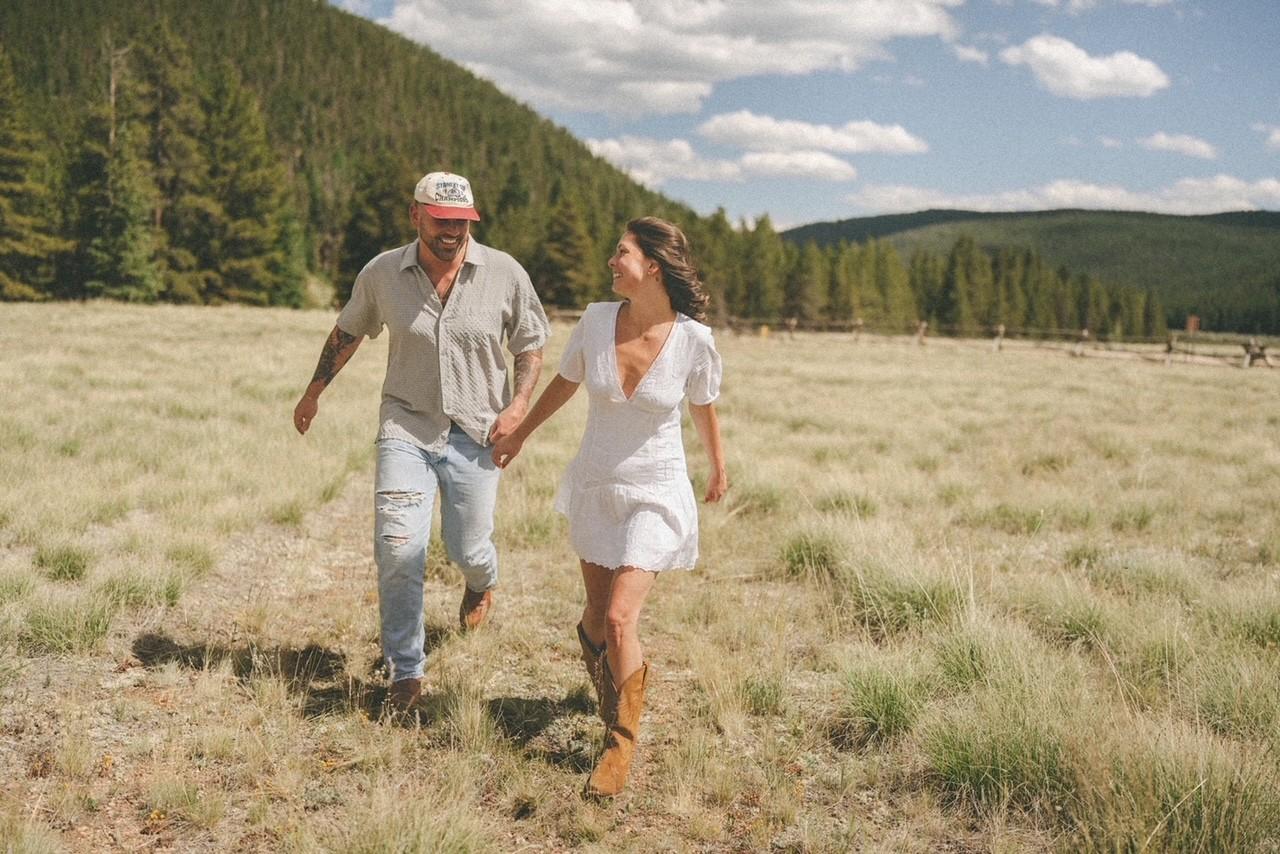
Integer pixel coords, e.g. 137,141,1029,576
684,332,722,405
557,314,588,383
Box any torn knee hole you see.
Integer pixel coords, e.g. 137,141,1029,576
378,490,426,505
381,534,410,545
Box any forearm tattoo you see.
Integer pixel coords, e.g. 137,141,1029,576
512,349,543,402
310,327,359,389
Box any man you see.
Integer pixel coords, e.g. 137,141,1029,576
293,171,549,711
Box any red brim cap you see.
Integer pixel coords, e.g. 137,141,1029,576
423,204,480,222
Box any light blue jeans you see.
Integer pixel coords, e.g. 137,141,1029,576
374,426,500,681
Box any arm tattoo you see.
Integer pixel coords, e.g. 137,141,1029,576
512,349,543,402
310,327,360,389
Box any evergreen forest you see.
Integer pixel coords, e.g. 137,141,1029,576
0,0,1198,338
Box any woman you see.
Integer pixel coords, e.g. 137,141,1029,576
492,216,727,798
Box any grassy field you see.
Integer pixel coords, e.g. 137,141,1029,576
2,302,1279,852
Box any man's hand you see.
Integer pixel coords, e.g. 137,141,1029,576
487,400,527,445
293,395,318,435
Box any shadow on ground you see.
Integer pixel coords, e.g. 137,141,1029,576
132,631,388,719
131,630,600,760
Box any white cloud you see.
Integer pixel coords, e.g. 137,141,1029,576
1000,34,1169,99
953,45,990,65
586,137,742,187
1254,124,1280,151
740,151,857,180
381,0,962,115
1099,136,1124,149
697,110,928,154
1034,0,1174,11
847,175,1280,215
1138,132,1217,160
587,136,859,185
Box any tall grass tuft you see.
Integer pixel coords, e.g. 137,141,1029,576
0,809,62,854
838,563,962,636
924,699,1072,816
1068,724,1280,853
165,542,215,577
778,530,844,581
0,572,34,604
816,491,877,518
19,593,117,654
830,665,922,750
329,785,492,852
34,544,92,582
95,570,184,609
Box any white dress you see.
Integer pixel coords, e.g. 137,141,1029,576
553,301,723,571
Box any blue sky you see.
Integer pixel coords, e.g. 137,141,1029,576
336,0,1280,229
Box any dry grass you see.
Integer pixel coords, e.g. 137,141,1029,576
2,302,1279,851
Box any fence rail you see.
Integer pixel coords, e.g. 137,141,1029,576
544,309,1278,369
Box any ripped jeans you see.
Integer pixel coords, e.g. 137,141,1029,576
374,427,501,682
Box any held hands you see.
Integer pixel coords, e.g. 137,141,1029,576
487,401,526,445
293,395,318,435
704,468,729,503
489,401,529,468
491,433,524,469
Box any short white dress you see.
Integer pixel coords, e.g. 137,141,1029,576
553,301,723,571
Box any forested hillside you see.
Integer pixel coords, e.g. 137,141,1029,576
785,210,1280,334
0,0,1173,337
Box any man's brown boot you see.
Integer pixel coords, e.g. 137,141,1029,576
459,587,493,631
386,677,422,713
585,662,649,799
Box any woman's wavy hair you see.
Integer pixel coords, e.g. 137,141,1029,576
626,216,710,323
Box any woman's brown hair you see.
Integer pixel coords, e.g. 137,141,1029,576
626,216,710,323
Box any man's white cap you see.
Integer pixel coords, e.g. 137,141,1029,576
414,172,480,221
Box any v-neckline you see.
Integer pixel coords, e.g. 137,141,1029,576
611,302,677,402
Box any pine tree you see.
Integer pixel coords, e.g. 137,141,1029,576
937,236,978,333
530,187,596,307
1143,290,1168,337
0,47,68,300
875,241,917,331
82,122,164,301
825,243,853,322
339,153,416,303
783,240,826,321
742,215,784,319
201,63,304,306
688,208,737,324
908,249,943,325
68,42,163,302
133,20,214,300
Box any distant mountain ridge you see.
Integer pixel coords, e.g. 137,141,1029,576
783,209,1280,332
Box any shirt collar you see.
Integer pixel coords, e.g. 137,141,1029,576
399,238,488,272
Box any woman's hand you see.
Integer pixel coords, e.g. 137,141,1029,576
704,468,728,503
492,434,525,469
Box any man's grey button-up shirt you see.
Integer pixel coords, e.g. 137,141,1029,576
336,239,550,452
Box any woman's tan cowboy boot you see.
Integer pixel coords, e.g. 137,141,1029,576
585,662,649,799
576,623,616,722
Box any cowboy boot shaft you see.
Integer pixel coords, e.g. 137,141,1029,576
586,662,649,798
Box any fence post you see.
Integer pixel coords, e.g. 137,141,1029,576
1073,328,1090,357
992,323,1005,352
915,320,928,346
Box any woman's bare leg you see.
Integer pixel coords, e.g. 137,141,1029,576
579,560,613,648
603,567,657,686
